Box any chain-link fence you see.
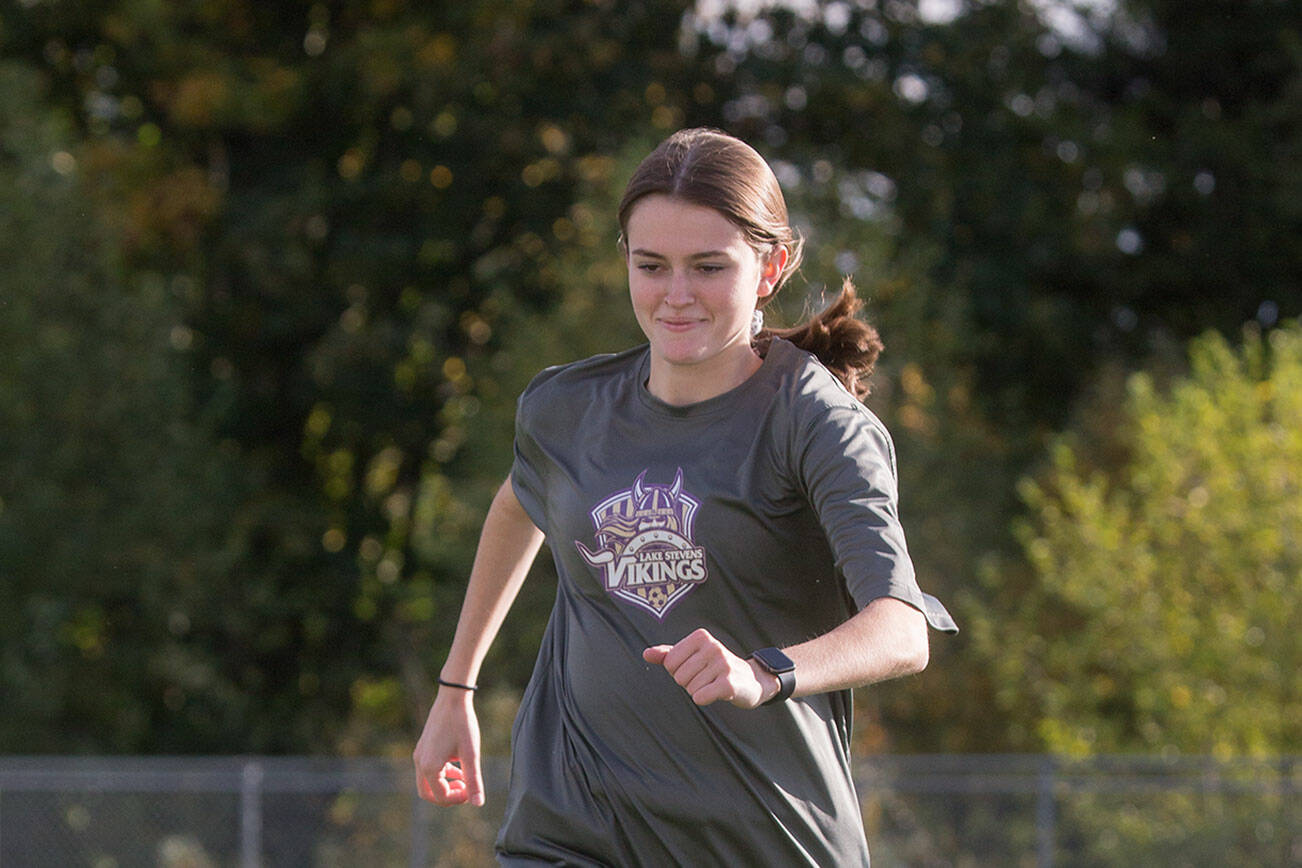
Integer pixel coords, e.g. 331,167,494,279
0,754,1297,867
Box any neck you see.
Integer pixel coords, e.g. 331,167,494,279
646,344,763,406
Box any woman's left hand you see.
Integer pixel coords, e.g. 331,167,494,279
643,628,779,709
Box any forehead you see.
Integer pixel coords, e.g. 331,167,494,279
624,195,749,253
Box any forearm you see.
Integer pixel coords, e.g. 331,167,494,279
649,596,930,709
780,596,929,698
439,476,545,685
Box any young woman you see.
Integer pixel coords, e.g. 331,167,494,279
413,128,956,865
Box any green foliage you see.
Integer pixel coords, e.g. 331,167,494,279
1,0,721,752
708,0,1301,426
0,63,247,750
976,324,1302,756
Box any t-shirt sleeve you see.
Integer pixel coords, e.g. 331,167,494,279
509,384,549,532
794,399,955,632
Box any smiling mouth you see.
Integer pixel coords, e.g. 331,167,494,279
658,318,703,330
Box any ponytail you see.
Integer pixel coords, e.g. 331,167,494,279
754,277,883,400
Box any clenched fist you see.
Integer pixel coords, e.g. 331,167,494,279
643,628,780,709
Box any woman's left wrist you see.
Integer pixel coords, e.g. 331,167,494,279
748,658,782,705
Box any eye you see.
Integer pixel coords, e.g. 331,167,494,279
697,263,726,274
636,262,662,273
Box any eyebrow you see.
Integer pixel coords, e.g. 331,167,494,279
629,249,730,260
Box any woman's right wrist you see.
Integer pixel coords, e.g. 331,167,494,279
437,675,479,693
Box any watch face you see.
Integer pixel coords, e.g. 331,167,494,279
753,647,795,674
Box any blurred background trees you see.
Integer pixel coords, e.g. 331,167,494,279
975,324,1301,757
0,0,1296,759
0,63,249,751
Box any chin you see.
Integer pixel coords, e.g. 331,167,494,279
669,342,721,362
651,339,709,364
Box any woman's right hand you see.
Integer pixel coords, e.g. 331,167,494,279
411,480,542,807
413,689,485,806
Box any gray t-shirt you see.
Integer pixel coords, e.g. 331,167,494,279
498,338,951,866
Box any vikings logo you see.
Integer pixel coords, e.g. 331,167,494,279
575,468,708,618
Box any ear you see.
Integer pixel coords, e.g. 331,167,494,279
757,246,789,298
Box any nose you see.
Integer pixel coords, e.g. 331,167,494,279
664,271,693,307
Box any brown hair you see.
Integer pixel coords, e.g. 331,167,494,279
618,128,883,398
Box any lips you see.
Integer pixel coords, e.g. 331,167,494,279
658,317,704,332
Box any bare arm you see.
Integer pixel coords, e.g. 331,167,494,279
413,477,545,806
782,596,928,695
643,596,928,708
438,478,545,686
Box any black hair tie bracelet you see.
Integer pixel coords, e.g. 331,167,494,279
437,677,479,692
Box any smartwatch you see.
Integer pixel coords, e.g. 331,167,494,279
750,646,796,706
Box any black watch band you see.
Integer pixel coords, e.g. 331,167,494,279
750,646,796,706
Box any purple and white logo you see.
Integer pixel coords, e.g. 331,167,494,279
575,468,708,618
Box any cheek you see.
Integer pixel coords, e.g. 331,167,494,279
718,282,759,317
628,280,658,317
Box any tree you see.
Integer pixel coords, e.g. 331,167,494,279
972,323,1301,757
0,0,729,751
0,63,250,751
